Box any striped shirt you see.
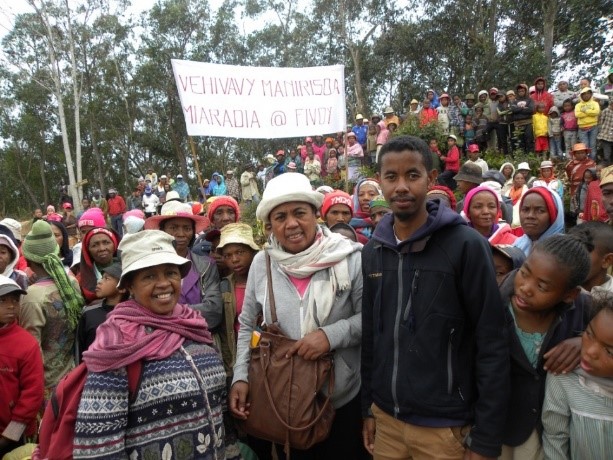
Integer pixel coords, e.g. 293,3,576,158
542,370,613,459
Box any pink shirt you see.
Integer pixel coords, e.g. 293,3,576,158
288,275,311,298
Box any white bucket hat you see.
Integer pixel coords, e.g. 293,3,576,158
117,230,191,288
256,173,323,223
517,162,530,171
0,218,22,242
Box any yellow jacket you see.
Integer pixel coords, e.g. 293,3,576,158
532,112,549,138
575,99,600,128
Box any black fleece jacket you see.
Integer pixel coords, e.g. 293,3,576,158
361,201,510,457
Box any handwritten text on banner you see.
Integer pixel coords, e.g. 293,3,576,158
171,60,347,138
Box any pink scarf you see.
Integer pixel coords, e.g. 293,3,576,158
82,300,213,372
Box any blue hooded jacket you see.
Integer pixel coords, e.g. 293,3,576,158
211,173,227,196
512,187,564,256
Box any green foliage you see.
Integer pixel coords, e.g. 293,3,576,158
395,117,448,151
481,150,542,176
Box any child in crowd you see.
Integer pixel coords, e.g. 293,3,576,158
473,106,489,152
571,168,596,223
75,261,127,363
217,223,259,380
18,221,84,402
367,123,378,165
326,148,340,179
499,234,592,459
533,102,549,158
566,143,597,198
465,144,489,174
532,160,564,198
350,178,381,244
0,275,43,457
463,113,476,151
575,87,600,155
542,292,613,459
438,134,461,190
419,98,438,127
437,93,451,134
329,222,359,242
490,244,526,286
561,99,578,158
568,222,613,293
548,106,563,159
581,163,610,222
428,139,442,172
0,233,27,290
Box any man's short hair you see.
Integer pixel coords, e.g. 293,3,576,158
377,136,433,172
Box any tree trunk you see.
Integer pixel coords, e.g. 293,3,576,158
542,0,558,78
63,0,84,207
39,133,49,205
11,144,40,208
350,46,365,115
29,0,81,212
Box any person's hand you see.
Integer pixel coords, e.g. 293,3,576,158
362,417,376,455
285,329,330,360
229,381,250,420
463,450,495,460
543,337,581,374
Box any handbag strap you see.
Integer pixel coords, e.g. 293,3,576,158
265,253,278,324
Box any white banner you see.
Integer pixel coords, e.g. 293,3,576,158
171,60,347,139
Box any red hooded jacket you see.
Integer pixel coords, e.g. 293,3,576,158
530,77,554,113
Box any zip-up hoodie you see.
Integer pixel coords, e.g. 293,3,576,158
530,77,554,113
361,201,510,458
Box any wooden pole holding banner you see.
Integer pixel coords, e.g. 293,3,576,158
188,136,204,188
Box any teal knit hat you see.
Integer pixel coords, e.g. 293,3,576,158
22,220,59,264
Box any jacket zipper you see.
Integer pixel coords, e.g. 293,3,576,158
447,328,455,395
402,270,419,332
391,254,404,417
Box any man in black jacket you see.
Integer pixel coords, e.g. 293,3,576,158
361,136,510,459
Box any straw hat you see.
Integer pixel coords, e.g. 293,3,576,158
217,223,260,252
144,200,210,232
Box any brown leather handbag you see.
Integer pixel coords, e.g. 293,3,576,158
239,255,336,451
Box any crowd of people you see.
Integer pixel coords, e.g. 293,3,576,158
1,75,613,460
